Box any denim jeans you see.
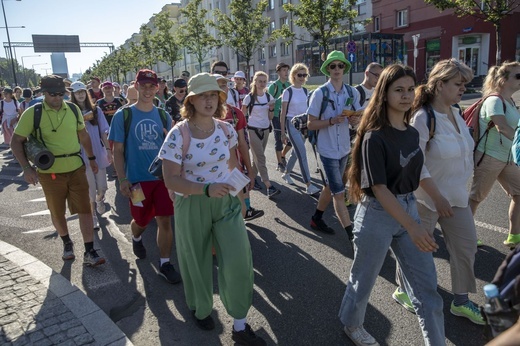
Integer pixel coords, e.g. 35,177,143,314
319,154,348,194
285,117,311,183
271,116,283,152
338,193,445,346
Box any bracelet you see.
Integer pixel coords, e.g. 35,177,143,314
329,118,333,125
119,177,128,183
88,156,96,161
204,183,211,197
22,165,31,171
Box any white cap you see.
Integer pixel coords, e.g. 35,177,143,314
233,71,246,79
68,81,87,93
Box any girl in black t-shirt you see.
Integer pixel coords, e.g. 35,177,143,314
338,65,445,346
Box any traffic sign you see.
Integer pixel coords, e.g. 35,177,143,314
347,41,356,53
348,53,356,62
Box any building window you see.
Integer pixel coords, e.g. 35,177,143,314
268,21,275,35
269,45,277,57
269,0,275,10
396,9,408,28
374,16,380,32
259,48,265,60
280,0,288,5
280,17,289,29
281,42,290,56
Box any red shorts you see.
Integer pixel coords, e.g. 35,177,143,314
129,180,174,228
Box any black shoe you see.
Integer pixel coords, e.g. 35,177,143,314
276,162,285,172
158,262,182,284
132,238,147,259
244,207,264,221
83,249,106,267
192,311,215,330
62,241,75,261
253,180,262,191
267,186,281,199
232,323,266,346
310,216,335,234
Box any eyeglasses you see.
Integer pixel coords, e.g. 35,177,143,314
214,70,228,76
369,71,380,78
328,63,345,70
48,92,65,97
297,73,308,78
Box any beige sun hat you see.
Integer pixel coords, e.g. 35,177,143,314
186,73,227,103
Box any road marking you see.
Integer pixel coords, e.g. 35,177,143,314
23,227,55,234
475,220,509,234
22,210,50,217
28,197,46,202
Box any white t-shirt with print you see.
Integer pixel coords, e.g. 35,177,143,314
1,99,19,126
159,119,238,184
243,93,271,129
281,86,308,118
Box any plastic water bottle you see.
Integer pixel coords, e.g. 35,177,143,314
483,284,516,338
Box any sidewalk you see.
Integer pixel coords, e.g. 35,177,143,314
0,240,133,346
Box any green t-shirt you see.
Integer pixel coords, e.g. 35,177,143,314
15,100,85,173
477,96,520,162
268,79,291,118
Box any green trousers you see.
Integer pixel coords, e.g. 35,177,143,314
174,193,254,320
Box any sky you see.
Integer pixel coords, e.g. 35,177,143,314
1,0,174,79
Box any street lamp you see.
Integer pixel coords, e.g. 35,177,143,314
21,55,41,86
1,0,22,86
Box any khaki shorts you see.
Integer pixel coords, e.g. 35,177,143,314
38,166,91,216
470,151,520,202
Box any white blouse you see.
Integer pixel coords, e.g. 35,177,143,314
411,106,474,211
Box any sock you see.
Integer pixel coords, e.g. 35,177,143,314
245,198,251,210
313,209,324,221
132,236,142,242
160,258,170,266
233,318,246,332
84,242,94,253
453,293,469,306
61,234,72,244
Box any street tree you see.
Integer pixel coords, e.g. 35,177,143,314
139,24,155,70
213,0,274,79
179,0,220,72
128,41,144,73
153,11,182,81
283,0,364,56
425,0,520,65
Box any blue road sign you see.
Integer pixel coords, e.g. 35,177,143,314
348,52,356,62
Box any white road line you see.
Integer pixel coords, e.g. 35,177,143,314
475,220,509,234
22,210,50,217
28,197,46,202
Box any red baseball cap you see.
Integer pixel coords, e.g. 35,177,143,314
135,69,158,86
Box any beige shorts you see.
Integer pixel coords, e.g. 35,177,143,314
470,151,520,202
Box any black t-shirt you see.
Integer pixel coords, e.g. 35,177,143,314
165,94,185,122
360,126,423,197
96,98,123,126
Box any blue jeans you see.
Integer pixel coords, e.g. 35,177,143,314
271,116,283,152
285,118,311,183
338,193,445,346
319,154,348,195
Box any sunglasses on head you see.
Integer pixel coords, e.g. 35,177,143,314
297,73,308,78
328,63,346,70
214,70,228,76
48,92,65,97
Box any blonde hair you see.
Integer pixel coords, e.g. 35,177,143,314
482,61,520,97
249,71,269,105
289,63,310,85
412,58,473,112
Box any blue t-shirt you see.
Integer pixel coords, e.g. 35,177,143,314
109,105,172,183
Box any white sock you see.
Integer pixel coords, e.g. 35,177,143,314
233,318,246,332
160,258,170,266
132,236,142,242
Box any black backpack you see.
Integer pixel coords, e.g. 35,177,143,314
355,85,366,108
246,92,272,117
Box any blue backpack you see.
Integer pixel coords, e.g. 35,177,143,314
512,122,520,166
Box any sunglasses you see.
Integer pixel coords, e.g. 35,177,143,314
214,70,228,76
328,63,346,70
48,92,65,97
369,71,380,78
297,73,308,78
178,89,186,93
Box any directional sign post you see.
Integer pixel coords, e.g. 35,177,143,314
348,52,356,62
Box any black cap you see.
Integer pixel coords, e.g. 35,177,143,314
276,62,290,71
22,88,32,98
40,75,66,93
174,79,187,88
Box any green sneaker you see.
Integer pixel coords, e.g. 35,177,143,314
450,301,485,325
392,288,415,313
477,239,483,247
503,234,520,248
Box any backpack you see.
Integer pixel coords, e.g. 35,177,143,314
511,122,520,166
123,106,169,143
246,92,271,117
461,93,506,147
355,85,366,108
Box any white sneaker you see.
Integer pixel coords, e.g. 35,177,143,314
305,184,321,195
281,173,295,185
96,198,106,214
344,326,379,346
93,215,100,230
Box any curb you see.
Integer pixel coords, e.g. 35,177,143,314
0,240,134,346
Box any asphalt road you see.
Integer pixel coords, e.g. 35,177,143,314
0,91,518,345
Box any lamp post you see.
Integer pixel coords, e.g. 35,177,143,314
21,55,41,86
32,63,48,76
1,0,22,86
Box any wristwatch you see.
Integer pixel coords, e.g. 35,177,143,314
88,156,96,161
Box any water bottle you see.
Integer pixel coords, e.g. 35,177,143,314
483,284,516,338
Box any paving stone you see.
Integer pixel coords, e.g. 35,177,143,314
0,314,18,325
0,280,15,289
74,333,95,346
28,330,45,343
11,334,29,346
57,339,77,346
9,270,26,280
67,326,87,338
3,321,24,339
42,324,61,337
57,312,75,323
59,319,82,331
41,317,60,328
49,331,69,344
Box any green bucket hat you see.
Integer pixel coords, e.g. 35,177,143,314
186,73,227,103
320,50,351,77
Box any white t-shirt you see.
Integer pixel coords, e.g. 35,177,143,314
1,99,19,124
159,119,238,184
281,86,308,118
243,93,272,129
358,84,373,109
227,89,238,108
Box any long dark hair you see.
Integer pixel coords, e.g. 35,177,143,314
70,90,98,126
348,64,417,203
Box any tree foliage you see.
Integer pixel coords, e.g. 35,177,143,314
153,11,183,81
425,0,520,64
179,0,220,72
139,24,155,70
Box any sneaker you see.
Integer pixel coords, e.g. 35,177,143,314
192,311,215,330
267,185,281,198
450,301,485,325
96,198,106,214
62,241,75,261
281,157,287,167
244,207,264,221
158,262,182,284
93,215,100,230
277,162,285,172
232,323,266,346
310,216,335,234
83,249,106,267
477,239,484,247
503,233,520,247
392,288,415,313
281,173,295,185
132,238,147,259
344,325,379,346
305,184,321,195
253,180,262,191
